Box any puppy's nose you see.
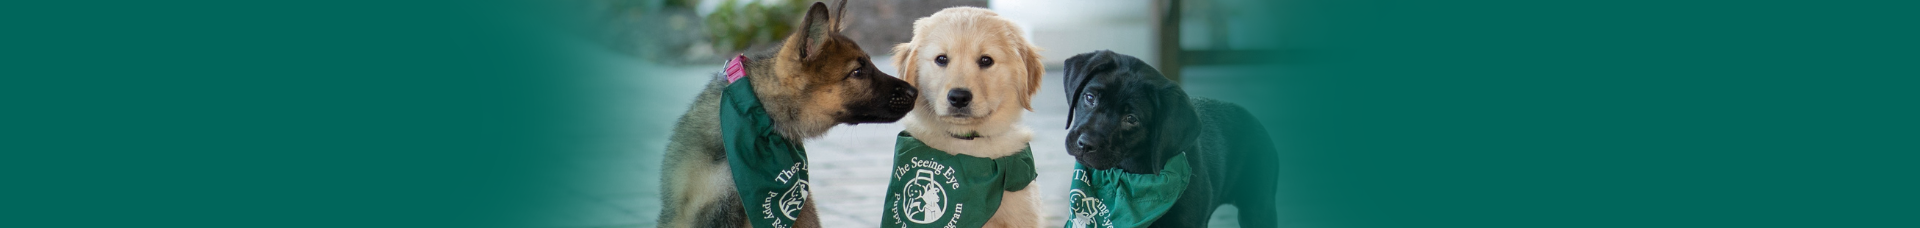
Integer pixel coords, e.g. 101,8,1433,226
948,88,972,108
889,86,916,112
1075,137,1096,153
898,86,917,98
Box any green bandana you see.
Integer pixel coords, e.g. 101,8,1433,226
1063,153,1192,228
883,131,1039,228
721,77,811,228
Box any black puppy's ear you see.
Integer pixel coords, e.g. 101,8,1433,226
1150,77,1202,159
1063,50,1117,129
1128,54,1201,160
796,2,832,60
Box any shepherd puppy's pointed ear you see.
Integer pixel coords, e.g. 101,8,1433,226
1063,50,1118,129
830,0,848,32
796,2,832,59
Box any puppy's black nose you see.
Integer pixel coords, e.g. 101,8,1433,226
1075,137,1096,153
890,86,917,112
899,86,917,98
948,88,972,108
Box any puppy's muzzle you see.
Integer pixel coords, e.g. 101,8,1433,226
846,71,918,124
1072,135,1098,156
890,86,917,113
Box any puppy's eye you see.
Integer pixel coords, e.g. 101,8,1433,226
1083,92,1097,106
846,69,859,80
1123,114,1137,124
934,55,949,67
978,56,994,68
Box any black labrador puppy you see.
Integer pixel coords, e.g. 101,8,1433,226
1062,50,1279,227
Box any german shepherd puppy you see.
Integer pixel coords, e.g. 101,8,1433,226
658,1,917,227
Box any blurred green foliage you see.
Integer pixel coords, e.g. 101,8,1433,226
705,0,807,54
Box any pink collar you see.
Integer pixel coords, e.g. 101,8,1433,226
724,54,748,84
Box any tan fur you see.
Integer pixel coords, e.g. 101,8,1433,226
988,181,1044,227
759,8,857,140
892,7,1047,228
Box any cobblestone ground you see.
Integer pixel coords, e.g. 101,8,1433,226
555,54,1267,227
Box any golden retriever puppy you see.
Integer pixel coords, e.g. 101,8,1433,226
881,7,1046,228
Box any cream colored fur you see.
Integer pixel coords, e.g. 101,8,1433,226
892,7,1046,228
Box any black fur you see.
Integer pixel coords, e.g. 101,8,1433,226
1062,50,1280,227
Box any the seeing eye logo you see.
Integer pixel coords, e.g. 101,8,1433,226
1067,189,1109,228
777,180,810,220
900,169,948,224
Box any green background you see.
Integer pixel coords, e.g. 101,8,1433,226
4,0,1914,227
1263,0,1918,227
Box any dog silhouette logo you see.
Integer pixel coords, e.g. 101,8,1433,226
1068,189,1110,228
777,180,810,220
900,169,948,224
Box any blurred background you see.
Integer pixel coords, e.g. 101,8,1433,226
556,0,1287,227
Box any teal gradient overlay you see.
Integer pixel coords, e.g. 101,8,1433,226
4,0,1915,227
1260,0,1919,227
3,0,599,227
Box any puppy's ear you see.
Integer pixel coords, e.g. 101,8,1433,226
1062,50,1117,129
1150,78,1202,159
1018,43,1045,111
796,2,832,60
830,0,848,32
891,43,919,86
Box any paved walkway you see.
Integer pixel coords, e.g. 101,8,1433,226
556,52,1259,227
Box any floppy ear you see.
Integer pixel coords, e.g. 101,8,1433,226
1120,52,1200,155
891,43,919,86
830,0,848,32
1150,78,1202,158
1062,51,1117,129
1018,43,1045,111
795,2,832,60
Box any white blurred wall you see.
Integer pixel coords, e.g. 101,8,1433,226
991,0,1157,69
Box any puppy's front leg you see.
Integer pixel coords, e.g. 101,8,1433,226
985,180,1043,228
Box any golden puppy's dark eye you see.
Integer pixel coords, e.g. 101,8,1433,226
934,55,949,67
978,56,994,68
846,69,859,80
